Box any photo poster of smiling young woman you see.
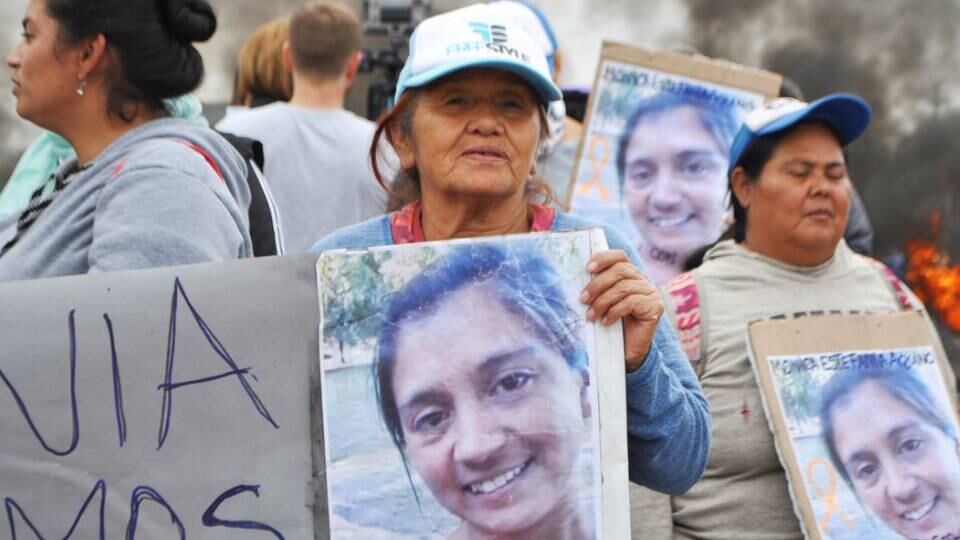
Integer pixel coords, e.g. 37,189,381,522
316,229,630,539
567,42,781,285
748,311,959,540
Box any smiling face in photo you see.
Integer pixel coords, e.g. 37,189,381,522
621,105,729,257
831,379,960,538
390,283,591,537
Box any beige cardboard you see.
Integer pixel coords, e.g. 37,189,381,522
748,311,955,540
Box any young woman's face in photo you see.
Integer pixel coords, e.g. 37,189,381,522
391,284,591,536
621,105,729,258
831,379,960,538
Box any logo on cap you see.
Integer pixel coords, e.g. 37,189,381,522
469,22,508,44
745,98,806,131
445,20,530,63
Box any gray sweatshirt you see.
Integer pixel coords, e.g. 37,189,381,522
0,118,252,281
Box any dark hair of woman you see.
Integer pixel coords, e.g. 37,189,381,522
615,91,739,190
46,0,216,121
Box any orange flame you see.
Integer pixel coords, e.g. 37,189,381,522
905,210,960,332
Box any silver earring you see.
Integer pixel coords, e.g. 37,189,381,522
76,78,86,97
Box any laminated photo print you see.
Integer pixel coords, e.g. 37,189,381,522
317,230,629,539
749,313,960,540
568,42,780,285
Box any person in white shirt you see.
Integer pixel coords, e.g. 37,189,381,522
217,1,389,253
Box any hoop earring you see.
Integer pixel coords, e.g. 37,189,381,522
76,78,86,97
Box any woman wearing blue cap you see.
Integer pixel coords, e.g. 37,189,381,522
313,3,710,537
641,94,947,539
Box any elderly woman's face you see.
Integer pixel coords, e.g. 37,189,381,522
391,284,590,535
738,123,852,259
831,380,960,538
622,105,729,258
394,68,542,203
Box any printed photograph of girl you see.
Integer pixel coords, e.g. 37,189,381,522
568,49,776,284
821,361,960,540
318,232,604,539
615,92,738,284
766,347,959,540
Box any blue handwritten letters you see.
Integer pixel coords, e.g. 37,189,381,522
0,260,317,538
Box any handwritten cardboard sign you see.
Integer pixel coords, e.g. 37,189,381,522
569,42,780,284
317,230,630,539
0,255,321,539
749,311,957,540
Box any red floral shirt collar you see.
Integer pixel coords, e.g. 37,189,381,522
389,201,556,244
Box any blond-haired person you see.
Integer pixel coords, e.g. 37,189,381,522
230,17,293,108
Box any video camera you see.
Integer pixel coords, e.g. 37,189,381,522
360,0,431,120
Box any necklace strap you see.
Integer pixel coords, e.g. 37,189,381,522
0,162,91,257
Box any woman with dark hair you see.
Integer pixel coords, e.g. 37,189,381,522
642,94,947,539
377,242,595,538
821,361,960,539
616,92,739,284
314,2,710,508
0,0,252,280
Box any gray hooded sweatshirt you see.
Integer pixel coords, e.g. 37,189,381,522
0,118,252,281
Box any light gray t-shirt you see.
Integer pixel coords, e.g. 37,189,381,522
217,104,389,253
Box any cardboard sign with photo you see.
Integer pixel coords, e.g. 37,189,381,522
748,311,958,540
567,42,780,285
317,229,629,539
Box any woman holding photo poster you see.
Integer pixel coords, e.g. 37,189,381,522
376,243,596,538
313,2,711,531
616,92,739,284
821,362,960,539
636,94,949,539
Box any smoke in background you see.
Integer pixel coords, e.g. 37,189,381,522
682,0,960,256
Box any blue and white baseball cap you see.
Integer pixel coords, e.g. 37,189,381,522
395,3,562,106
728,93,872,174
485,0,558,73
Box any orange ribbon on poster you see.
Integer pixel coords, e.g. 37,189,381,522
808,458,855,533
577,133,611,202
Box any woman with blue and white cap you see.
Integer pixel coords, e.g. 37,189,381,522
313,3,710,534
642,93,945,539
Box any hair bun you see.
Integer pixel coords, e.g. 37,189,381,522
161,0,217,43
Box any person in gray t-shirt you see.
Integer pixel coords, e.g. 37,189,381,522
217,2,389,253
